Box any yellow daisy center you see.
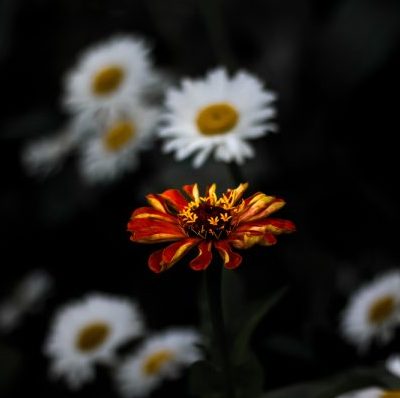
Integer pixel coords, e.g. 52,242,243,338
178,184,244,240
92,65,125,95
102,121,136,152
142,349,175,375
381,391,400,398
368,295,396,324
76,321,110,352
196,102,239,136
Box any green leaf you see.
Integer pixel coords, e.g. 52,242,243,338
233,352,265,398
261,366,400,398
188,360,222,397
0,343,22,395
232,287,288,365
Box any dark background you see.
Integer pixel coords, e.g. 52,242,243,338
1,0,400,396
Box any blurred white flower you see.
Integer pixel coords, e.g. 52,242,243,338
63,35,157,129
115,328,202,397
158,67,276,168
386,354,400,378
44,293,145,390
0,269,53,332
336,387,396,398
21,128,75,177
78,105,159,184
340,270,400,352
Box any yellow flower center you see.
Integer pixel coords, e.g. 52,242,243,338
196,102,239,136
142,349,175,375
368,295,396,324
381,391,400,398
92,65,125,95
75,322,110,352
178,184,244,240
102,121,136,152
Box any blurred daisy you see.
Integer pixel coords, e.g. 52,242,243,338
0,269,53,332
158,67,276,168
78,106,158,184
115,328,202,397
63,35,156,126
21,127,75,177
340,270,400,351
337,387,400,398
44,293,145,390
387,354,400,378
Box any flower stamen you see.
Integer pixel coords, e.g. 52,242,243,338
368,295,396,324
196,102,239,136
142,349,175,376
102,121,136,152
92,65,125,95
76,321,110,352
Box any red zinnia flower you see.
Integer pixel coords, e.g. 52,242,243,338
127,183,295,273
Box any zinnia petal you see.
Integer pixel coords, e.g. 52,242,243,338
182,184,200,201
214,241,242,269
128,219,185,243
130,207,178,223
160,189,189,211
238,195,285,223
189,241,213,271
148,239,199,272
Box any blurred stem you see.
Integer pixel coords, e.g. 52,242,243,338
228,162,245,185
204,265,235,398
196,0,237,71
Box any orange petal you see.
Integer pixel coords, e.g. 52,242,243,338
148,249,164,273
229,231,264,249
131,207,178,223
260,232,277,246
162,238,200,266
182,184,200,201
237,218,296,235
189,241,213,271
214,241,242,269
146,194,169,213
160,189,189,211
148,239,199,272
128,219,185,243
239,196,286,223
228,182,249,205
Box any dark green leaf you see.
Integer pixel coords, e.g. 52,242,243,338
188,360,222,397
232,287,287,365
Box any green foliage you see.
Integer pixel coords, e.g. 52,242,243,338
261,367,400,398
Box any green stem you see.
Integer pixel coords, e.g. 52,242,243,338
204,265,235,398
197,0,237,71
228,162,245,186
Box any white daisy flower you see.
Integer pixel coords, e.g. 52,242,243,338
78,105,158,184
21,127,75,177
387,354,400,378
44,293,145,390
0,269,53,332
63,35,156,128
158,67,277,168
115,328,202,397
340,270,400,352
336,387,399,398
